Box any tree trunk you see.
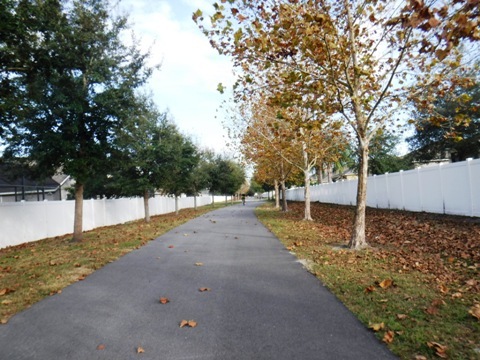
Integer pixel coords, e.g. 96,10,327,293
143,190,150,223
274,179,280,209
302,140,313,221
349,142,369,250
175,195,179,215
72,182,84,242
304,169,313,221
327,163,333,183
316,163,323,184
280,180,288,212
211,193,215,207
194,194,197,210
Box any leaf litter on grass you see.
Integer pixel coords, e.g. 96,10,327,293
256,201,480,359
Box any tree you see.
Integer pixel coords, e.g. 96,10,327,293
160,131,200,215
207,155,245,204
195,0,478,249
189,149,215,210
407,78,480,163
1,0,152,241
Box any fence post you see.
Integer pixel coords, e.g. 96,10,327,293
466,159,474,216
439,164,445,214
417,167,423,212
399,170,405,211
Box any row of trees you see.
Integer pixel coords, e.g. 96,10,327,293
195,0,479,249
0,0,245,241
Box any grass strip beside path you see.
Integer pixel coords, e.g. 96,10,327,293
256,201,480,360
0,203,230,325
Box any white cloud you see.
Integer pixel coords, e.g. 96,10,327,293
120,0,235,153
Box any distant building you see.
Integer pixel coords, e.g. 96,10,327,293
0,165,73,202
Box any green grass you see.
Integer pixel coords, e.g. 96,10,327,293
256,202,480,360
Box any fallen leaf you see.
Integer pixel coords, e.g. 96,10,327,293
451,292,462,299
159,297,170,304
1,300,12,305
364,285,376,293
96,344,106,350
468,304,480,320
168,245,174,249
378,279,394,289
439,284,449,294
195,262,203,266
396,314,408,320
425,306,439,315
0,288,14,296
382,330,394,343
1,318,8,324
179,320,188,328
414,356,427,360
137,346,145,354
199,288,211,292
369,322,385,332
466,279,477,287
427,341,448,358
180,320,197,328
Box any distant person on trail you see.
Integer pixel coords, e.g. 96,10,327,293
241,194,246,205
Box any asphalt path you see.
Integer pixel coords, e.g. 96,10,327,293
0,200,397,359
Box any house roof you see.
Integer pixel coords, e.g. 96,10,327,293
0,164,60,190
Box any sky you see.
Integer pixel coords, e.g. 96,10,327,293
118,0,235,154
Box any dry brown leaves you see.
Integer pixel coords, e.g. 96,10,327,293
285,202,480,288
179,320,197,328
427,341,448,358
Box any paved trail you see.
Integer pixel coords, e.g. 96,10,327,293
0,201,396,359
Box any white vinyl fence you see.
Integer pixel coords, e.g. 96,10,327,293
281,158,480,217
0,194,231,249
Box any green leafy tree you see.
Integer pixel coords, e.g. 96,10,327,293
207,155,245,204
160,131,200,215
1,0,152,240
188,149,215,210
408,78,480,163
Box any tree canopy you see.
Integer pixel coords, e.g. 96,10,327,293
1,0,153,240
195,0,479,249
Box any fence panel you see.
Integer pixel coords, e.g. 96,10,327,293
0,195,214,249
470,160,480,217
418,165,444,214
386,172,404,210
285,159,479,218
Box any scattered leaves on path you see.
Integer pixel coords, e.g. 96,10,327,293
256,201,480,359
179,320,197,328
168,245,174,249
199,287,211,292
136,346,145,354
159,297,170,304
96,344,106,351
195,262,203,266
